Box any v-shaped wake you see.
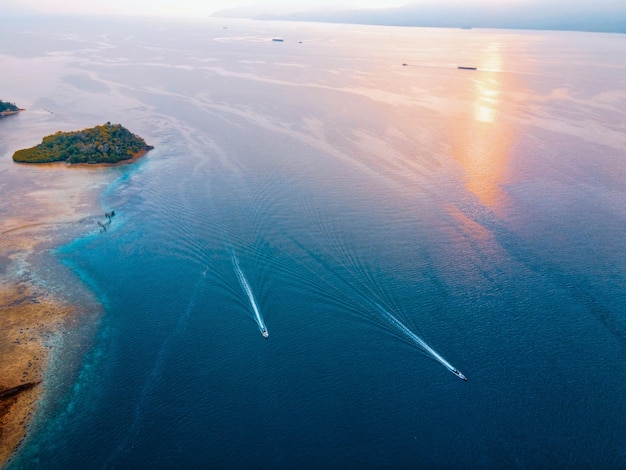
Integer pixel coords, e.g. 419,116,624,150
231,248,269,339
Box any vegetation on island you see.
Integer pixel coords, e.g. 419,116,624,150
12,122,153,164
0,100,20,114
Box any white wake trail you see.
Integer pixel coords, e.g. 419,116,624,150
373,302,467,381
231,248,269,339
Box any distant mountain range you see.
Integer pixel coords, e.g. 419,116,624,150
212,2,626,34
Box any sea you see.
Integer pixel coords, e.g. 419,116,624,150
1,15,625,469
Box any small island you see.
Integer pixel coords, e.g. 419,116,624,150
0,100,21,117
12,122,153,164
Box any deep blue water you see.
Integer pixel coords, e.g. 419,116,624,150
2,17,626,468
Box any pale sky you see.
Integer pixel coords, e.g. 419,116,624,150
6,0,410,17
7,0,626,29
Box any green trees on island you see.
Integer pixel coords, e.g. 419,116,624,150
0,100,20,114
12,122,153,164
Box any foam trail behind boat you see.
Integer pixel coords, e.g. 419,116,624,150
374,302,467,381
231,247,269,338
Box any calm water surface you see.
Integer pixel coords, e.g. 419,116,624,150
1,16,625,468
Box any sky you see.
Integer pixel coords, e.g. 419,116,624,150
4,0,625,33
4,0,409,17
6,0,623,17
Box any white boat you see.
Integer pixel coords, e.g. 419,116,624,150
261,328,269,339
452,369,468,381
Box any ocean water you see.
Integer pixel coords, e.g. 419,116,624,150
1,16,626,468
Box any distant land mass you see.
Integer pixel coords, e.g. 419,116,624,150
213,2,626,34
12,122,153,164
0,100,21,116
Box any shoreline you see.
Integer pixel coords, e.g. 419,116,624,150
0,109,25,118
12,146,152,168
0,163,117,467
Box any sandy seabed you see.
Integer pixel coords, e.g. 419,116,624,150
0,163,118,467
0,283,72,465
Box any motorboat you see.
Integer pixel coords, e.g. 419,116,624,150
452,369,468,381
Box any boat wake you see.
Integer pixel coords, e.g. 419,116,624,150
230,247,269,339
275,233,466,380
274,231,466,380
373,302,467,381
